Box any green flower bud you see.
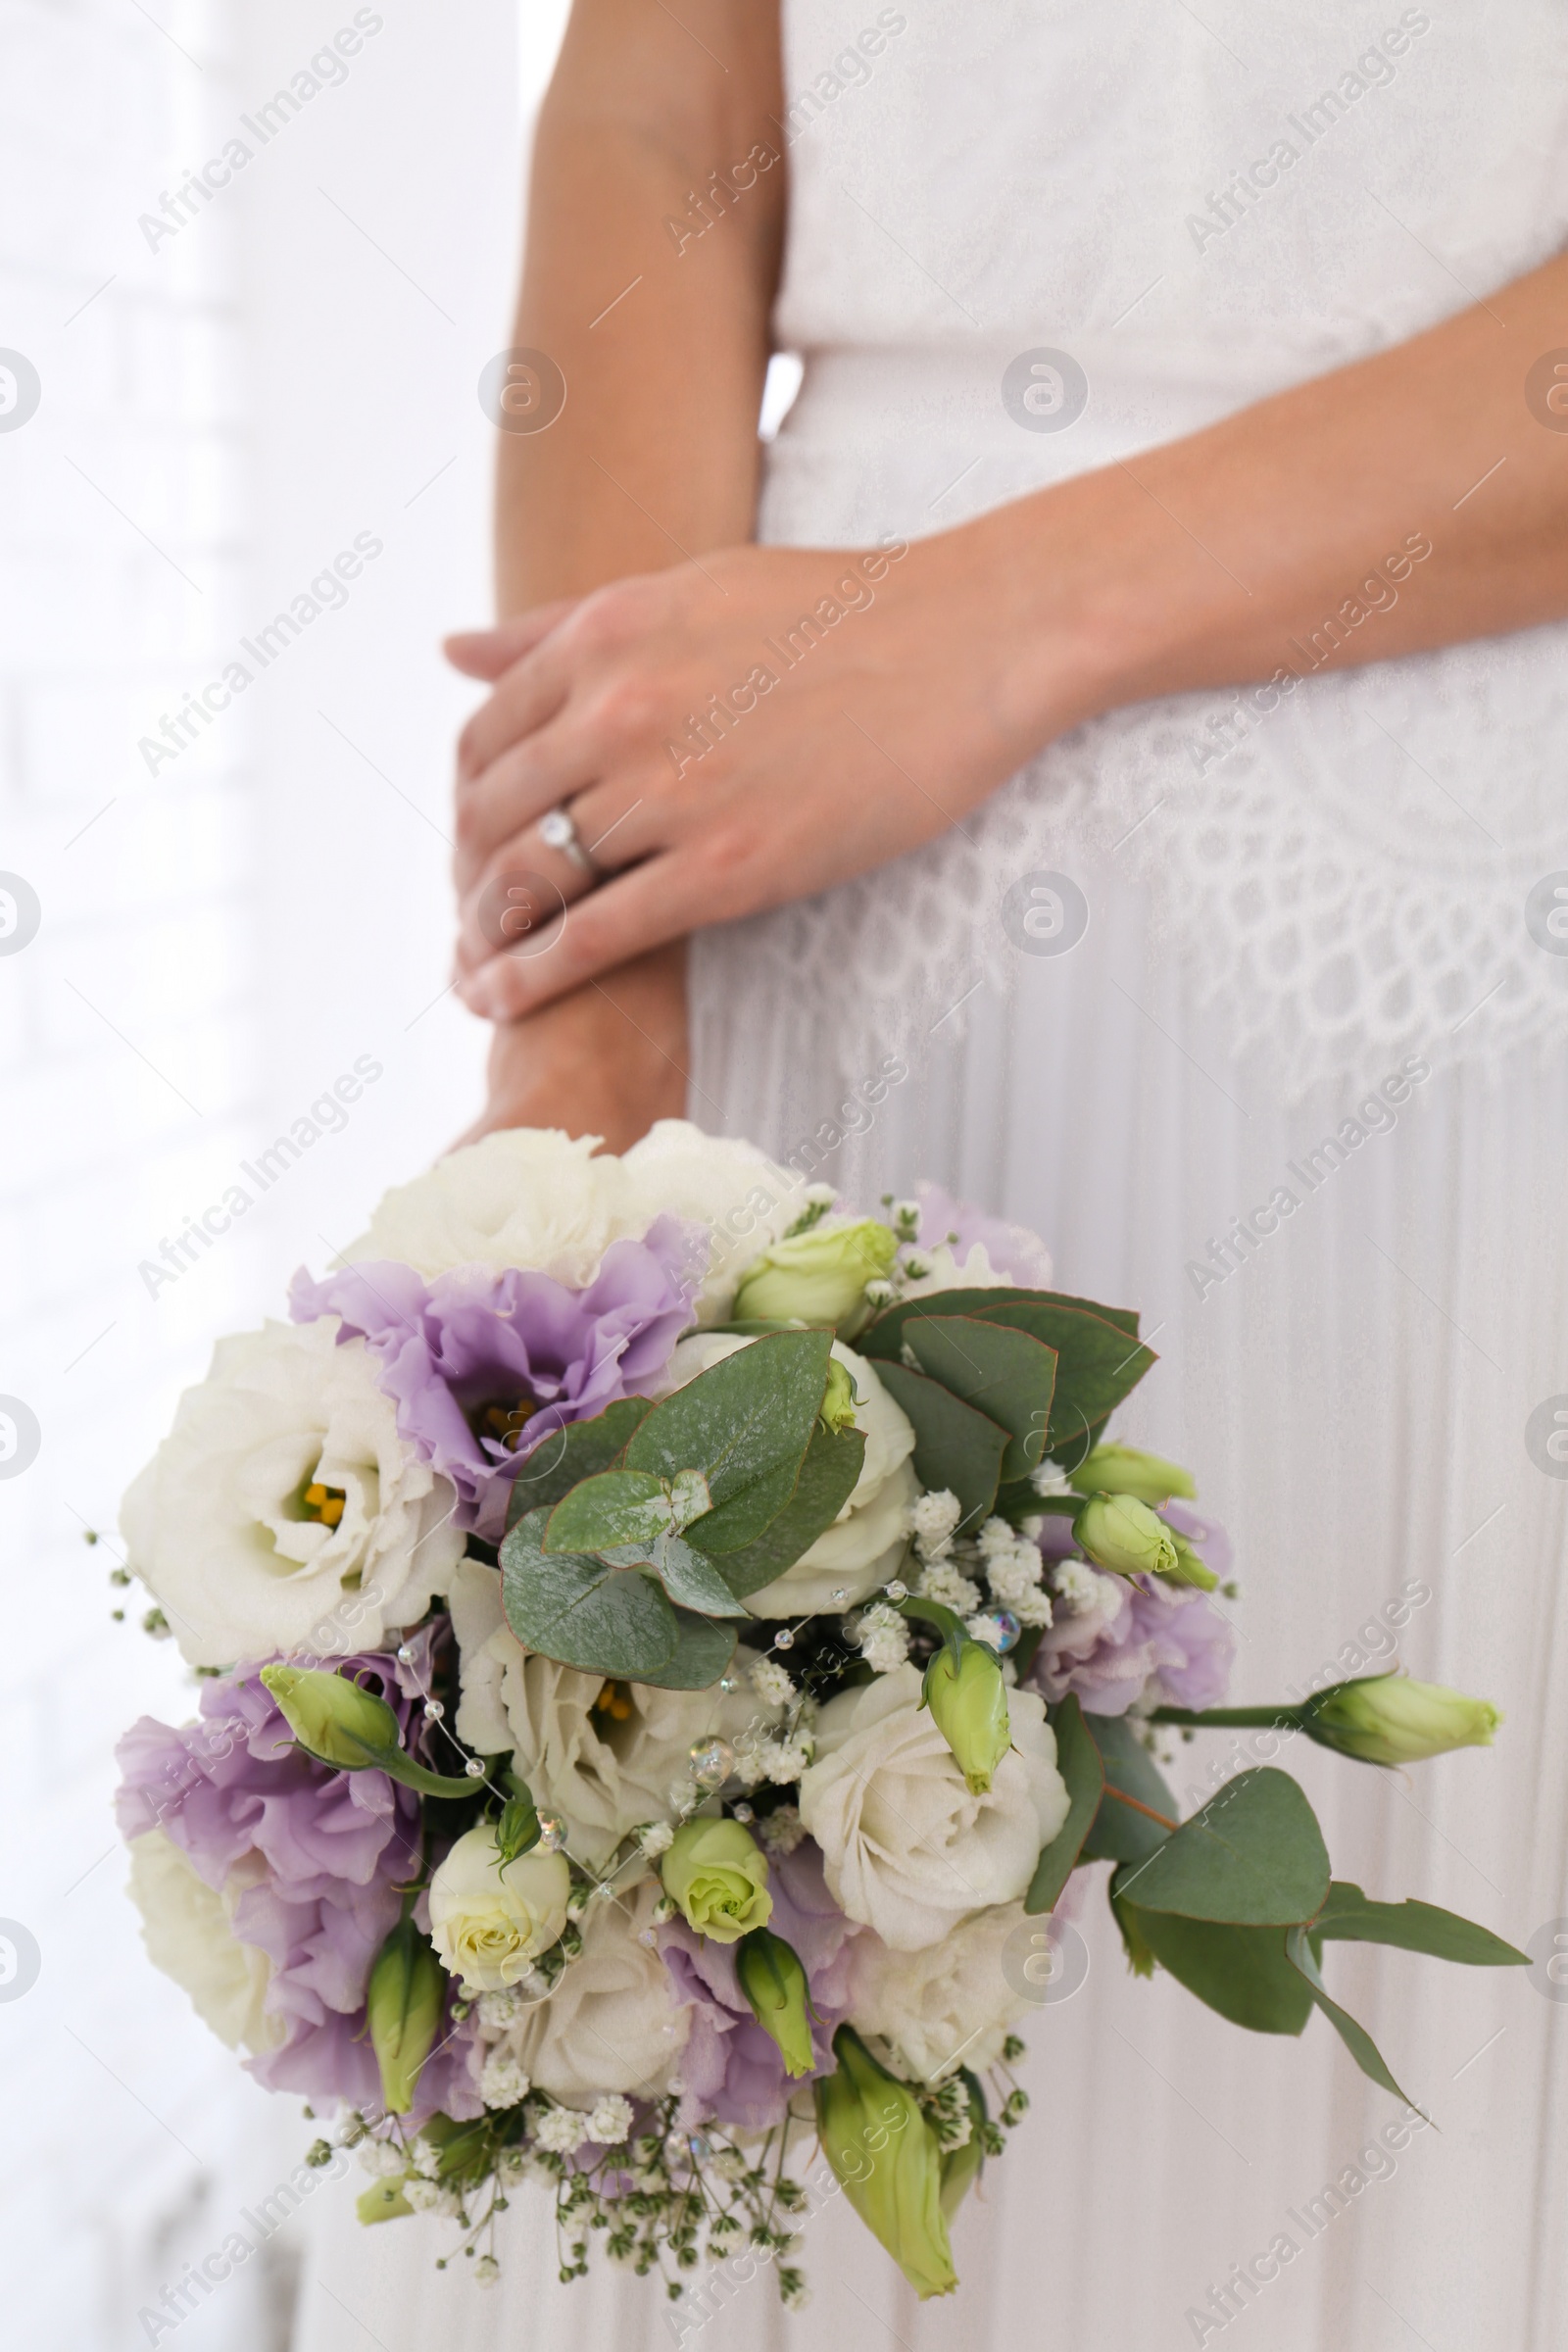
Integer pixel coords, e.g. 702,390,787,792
922,1636,1010,1793
814,2028,956,2300
1164,1533,1218,1592
367,1915,446,2115
819,1355,859,1435
260,1663,399,1769
1071,1442,1197,1505
732,1218,900,1335
661,1816,772,1944
1074,1493,1179,1581
735,1927,816,2078
1304,1675,1501,1766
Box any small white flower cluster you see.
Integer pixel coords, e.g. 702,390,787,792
404,2178,464,2216
973,1516,1054,1628
532,2093,636,2154
1029,1460,1076,1498
358,2136,409,2178
735,1722,816,1785
749,1657,797,1708
755,1803,806,1857
1052,1556,1109,1613
636,1820,675,1859
853,1600,911,1674
479,2049,530,2109
911,1492,1054,1631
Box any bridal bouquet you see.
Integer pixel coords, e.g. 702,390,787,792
115,1122,1524,2306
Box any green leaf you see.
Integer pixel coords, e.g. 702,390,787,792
1117,1902,1315,2034
894,1313,1057,1481
625,1328,833,1514
1109,1884,1157,1977
611,1534,751,1619
869,1359,1009,1532
1080,1714,1179,1864
1121,1769,1331,1926
544,1468,682,1554
691,1422,866,1599
1311,1882,1530,1968
861,1286,1141,1353
971,1299,1154,1461
680,1453,804,1556
504,1397,654,1528
1285,1925,1423,2110
631,1607,738,1690
501,1509,677,1676
1026,1693,1104,1914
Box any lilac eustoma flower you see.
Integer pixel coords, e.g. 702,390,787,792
914,1180,1054,1286
289,1214,706,1542
116,1627,480,2121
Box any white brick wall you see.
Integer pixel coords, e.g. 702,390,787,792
1,1,526,2342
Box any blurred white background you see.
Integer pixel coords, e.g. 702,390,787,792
0,1,571,2340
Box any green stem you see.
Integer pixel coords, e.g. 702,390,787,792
1147,1704,1307,1730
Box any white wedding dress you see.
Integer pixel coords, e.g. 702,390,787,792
295,6,1568,2347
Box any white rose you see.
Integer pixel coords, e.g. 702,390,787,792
849,1902,1033,2081
798,1664,1069,1950
618,1119,802,1322
126,1829,280,2055
428,1824,572,1991
122,1319,464,1667
650,1335,917,1613
497,1880,688,2101
448,1562,778,1872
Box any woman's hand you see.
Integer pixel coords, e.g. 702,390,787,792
450,942,689,1153
447,517,1093,1020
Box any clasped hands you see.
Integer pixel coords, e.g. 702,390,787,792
445,514,1081,1023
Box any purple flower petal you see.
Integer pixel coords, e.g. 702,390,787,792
288,1217,707,1540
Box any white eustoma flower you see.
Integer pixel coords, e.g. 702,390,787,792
650,1334,918,1613
848,1902,1034,2081
428,1824,572,1991
121,1319,463,1668
799,1663,1069,1950
448,1562,773,1871
499,1882,688,2101
346,1119,797,1316
125,1829,280,2055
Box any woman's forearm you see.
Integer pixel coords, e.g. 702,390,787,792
496,0,784,613
998,248,1568,734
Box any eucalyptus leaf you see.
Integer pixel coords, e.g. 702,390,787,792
1080,1714,1179,1865
626,1328,831,1499
544,1468,678,1555
625,1534,752,1619
504,1397,654,1528
1117,1902,1315,2034
1311,1882,1530,1968
971,1298,1154,1460
869,1360,1009,1532
501,1508,677,1676
693,1422,866,1599
1026,1694,1104,1914
895,1313,1058,1481
1285,1925,1423,2110
1121,1769,1331,1927
631,1608,738,1691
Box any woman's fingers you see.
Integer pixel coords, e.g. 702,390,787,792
442,603,576,682
453,783,664,971
453,715,605,893
455,855,702,1020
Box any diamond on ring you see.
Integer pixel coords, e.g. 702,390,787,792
538,806,597,876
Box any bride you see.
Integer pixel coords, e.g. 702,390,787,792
295,2,1568,2345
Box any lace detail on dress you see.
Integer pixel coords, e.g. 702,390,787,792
697,626,1568,1109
